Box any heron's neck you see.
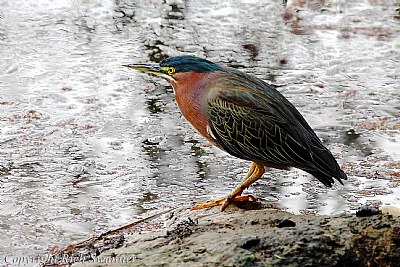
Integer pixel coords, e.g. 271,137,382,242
172,71,219,143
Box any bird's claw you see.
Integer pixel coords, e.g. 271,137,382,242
190,195,256,211
190,197,225,210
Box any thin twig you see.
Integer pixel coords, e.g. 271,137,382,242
39,207,178,266
100,207,177,236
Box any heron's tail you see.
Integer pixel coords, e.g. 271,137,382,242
301,144,348,187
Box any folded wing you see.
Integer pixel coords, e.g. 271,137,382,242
206,71,347,186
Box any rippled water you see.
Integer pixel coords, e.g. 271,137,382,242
0,0,399,261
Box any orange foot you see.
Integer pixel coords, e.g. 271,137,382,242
191,162,264,212
190,195,256,211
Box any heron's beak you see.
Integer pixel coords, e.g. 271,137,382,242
123,63,175,82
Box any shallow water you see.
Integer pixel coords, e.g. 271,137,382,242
0,0,399,261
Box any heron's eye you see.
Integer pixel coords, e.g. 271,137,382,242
162,66,176,75
167,67,175,75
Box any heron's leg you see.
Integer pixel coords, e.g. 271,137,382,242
220,162,264,211
190,162,264,211
242,161,256,181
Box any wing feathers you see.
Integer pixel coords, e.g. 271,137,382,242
206,72,347,186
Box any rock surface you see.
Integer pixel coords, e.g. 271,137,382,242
69,202,400,267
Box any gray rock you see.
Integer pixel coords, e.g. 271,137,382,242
70,202,400,267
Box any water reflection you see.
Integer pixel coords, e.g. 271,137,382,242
322,129,374,158
145,40,170,63
186,139,210,180
242,43,260,61
114,0,136,31
165,3,186,21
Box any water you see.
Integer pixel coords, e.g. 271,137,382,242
0,0,399,261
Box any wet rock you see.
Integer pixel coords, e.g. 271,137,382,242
276,219,296,228
166,217,197,239
192,246,206,254
240,237,260,249
72,201,400,267
41,234,125,266
380,205,400,217
356,206,380,217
